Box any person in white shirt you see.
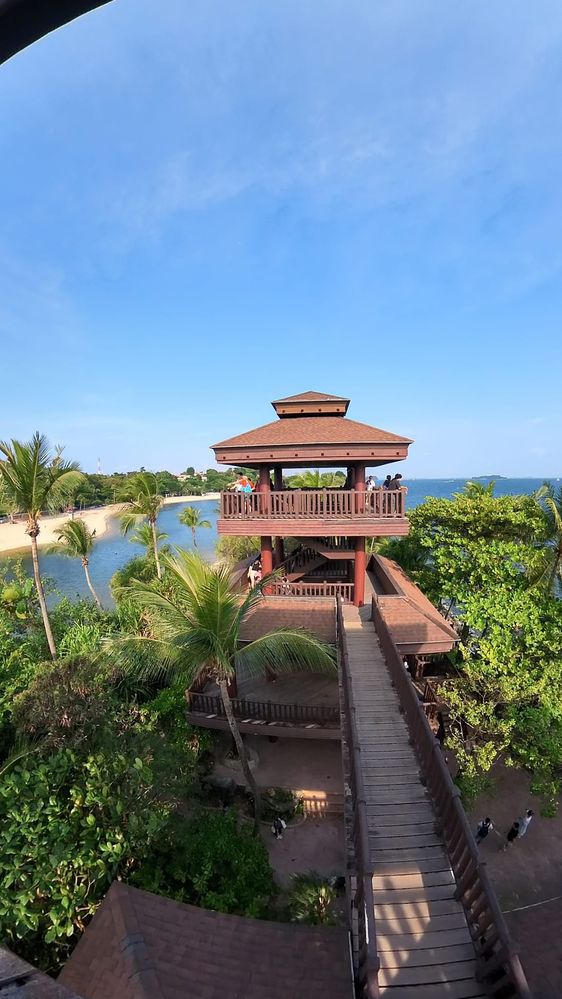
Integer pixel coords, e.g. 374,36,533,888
517,809,534,837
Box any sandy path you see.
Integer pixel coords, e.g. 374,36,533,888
0,493,219,555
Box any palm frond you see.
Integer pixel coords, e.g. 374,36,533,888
237,628,336,678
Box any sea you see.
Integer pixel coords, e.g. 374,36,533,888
0,480,557,607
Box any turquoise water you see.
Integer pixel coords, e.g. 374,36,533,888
1,480,557,606
3,499,219,607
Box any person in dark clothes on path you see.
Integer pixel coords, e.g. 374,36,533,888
475,817,494,844
271,817,286,840
503,820,520,849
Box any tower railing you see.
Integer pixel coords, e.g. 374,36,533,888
220,488,406,520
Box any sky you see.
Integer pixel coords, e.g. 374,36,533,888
1,1,561,477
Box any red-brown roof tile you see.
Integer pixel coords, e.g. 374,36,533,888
59,883,353,999
370,555,458,653
272,391,350,404
213,415,412,450
239,597,336,643
0,948,82,998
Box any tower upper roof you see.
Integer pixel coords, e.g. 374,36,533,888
212,391,413,467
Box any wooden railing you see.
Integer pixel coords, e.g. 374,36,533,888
336,600,380,998
220,488,406,520
371,597,532,999
187,690,340,728
268,581,354,601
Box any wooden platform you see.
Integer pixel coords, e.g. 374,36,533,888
342,606,486,999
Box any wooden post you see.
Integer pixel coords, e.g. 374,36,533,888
259,465,271,493
354,536,366,606
274,537,284,566
261,535,274,578
273,466,283,491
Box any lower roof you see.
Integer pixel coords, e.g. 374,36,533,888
59,882,353,999
240,596,336,643
369,554,458,654
0,947,80,998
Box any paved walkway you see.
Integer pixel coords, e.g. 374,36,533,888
343,605,486,999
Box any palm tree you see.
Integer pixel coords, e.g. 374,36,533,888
119,473,165,580
533,482,562,595
288,469,346,489
179,505,211,549
113,551,336,820
130,521,169,557
458,480,496,498
0,434,82,659
48,519,103,610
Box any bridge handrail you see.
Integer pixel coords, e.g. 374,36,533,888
337,599,380,998
371,596,532,999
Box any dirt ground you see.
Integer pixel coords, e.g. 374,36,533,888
260,816,346,887
213,733,344,792
467,761,562,997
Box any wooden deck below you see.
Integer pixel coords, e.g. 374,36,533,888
342,605,486,998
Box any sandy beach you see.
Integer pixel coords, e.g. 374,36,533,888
0,494,219,556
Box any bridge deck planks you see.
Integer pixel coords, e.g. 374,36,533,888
342,605,481,998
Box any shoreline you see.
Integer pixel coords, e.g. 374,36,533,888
0,493,220,556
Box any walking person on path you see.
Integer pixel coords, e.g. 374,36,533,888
271,816,286,840
475,817,494,844
517,808,534,838
503,820,520,850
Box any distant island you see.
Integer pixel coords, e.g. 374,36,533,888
472,475,506,480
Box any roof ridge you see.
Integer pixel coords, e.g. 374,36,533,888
108,883,165,999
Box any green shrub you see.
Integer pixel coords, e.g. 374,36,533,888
133,810,275,917
287,873,337,925
261,787,302,823
0,749,168,969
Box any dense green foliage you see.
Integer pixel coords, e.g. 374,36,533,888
134,811,274,917
0,750,167,969
0,545,284,969
380,483,562,806
287,873,337,925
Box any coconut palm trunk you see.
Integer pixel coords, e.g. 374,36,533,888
82,558,102,609
218,677,261,822
191,526,197,549
29,528,56,659
151,519,162,579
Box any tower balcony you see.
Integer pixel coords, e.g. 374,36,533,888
218,488,409,537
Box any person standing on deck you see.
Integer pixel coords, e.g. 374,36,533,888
383,475,392,489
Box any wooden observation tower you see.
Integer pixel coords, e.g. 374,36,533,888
212,391,412,606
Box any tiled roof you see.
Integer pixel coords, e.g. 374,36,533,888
214,415,412,449
272,391,350,404
372,555,458,652
240,597,336,643
59,883,353,999
0,947,82,998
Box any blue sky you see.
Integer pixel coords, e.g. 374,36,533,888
1,0,561,477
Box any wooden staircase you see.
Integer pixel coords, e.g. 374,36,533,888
342,604,487,999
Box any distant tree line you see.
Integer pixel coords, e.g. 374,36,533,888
0,466,252,517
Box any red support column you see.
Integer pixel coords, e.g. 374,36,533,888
261,535,274,583
354,537,366,607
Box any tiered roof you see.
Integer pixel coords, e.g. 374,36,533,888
213,390,412,467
